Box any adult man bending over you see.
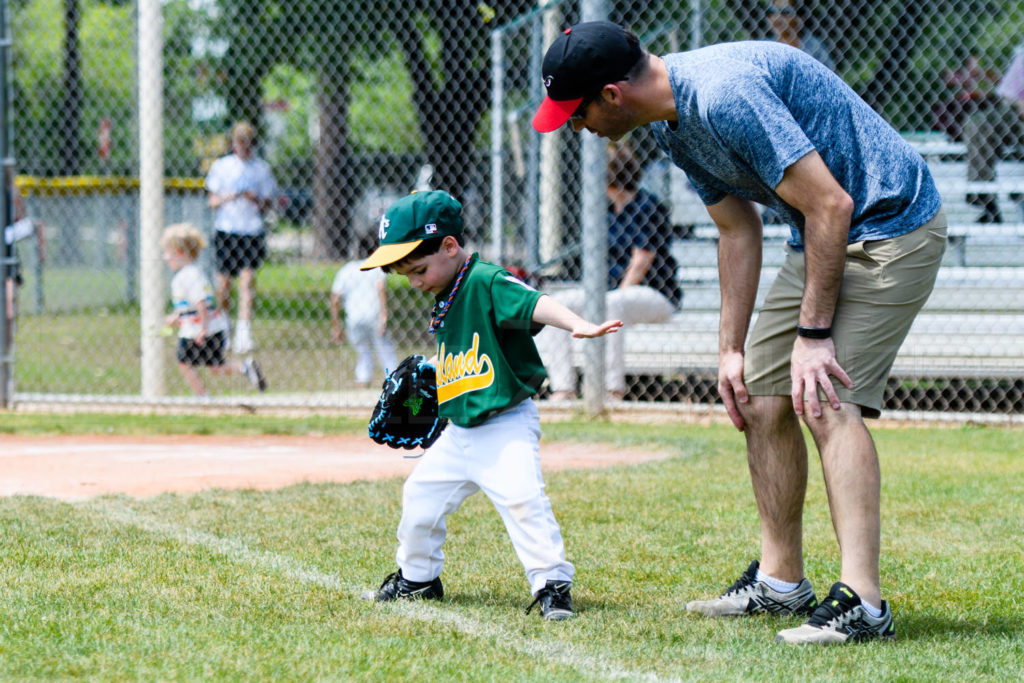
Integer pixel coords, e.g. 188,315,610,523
532,22,945,644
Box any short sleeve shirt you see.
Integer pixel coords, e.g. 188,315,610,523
205,154,279,235
608,189,681,307
331,261,385,326
651,41,941,249
433,254,546,427
170,263,229,339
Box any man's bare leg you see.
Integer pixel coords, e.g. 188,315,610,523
741,395,809,583
803,402,881,607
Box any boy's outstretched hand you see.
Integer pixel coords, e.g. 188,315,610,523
532,295,625,338
571,319,624,338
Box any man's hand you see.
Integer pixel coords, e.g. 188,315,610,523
718,349,748,430
790,336,853,418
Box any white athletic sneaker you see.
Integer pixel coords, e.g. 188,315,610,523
242,357,267,392
233,320,254,354
685,560,819,617
775,582,895,644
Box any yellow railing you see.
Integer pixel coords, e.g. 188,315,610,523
14,176,205,196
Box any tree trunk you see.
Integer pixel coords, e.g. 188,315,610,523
393,4,487,202
313,76,355,260
59,0,82,175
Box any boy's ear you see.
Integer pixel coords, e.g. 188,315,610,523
442,235,461,254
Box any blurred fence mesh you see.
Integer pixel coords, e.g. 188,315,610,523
4,0,1024,414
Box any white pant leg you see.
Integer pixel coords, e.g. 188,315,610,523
372,331,398,375
468,401,574,594
603,286,675,393
347,321,376,384
534,288,586,393
396,427,478,582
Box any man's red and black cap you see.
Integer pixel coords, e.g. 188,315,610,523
531,21,642,133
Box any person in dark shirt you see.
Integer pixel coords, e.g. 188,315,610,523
537,145,679,400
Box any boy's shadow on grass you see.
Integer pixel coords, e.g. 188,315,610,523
895,613,1020,640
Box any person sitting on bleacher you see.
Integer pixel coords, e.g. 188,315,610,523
536,144,681,401
961,42,1024,223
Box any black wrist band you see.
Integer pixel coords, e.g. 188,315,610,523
796,325,832,339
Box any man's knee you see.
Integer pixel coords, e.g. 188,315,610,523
740,395,795,432
801,401,866,444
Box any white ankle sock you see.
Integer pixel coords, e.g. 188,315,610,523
755,569,800,594
861,600,883,618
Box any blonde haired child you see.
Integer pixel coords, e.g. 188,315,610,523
161,223,266,396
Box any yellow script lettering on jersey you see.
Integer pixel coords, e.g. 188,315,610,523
436,332,495,403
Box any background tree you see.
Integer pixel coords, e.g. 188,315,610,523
389,1,533,203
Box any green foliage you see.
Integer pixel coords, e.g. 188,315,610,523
0,420,1021,678
11,0,66,174
263,64,316,184
349,50,422,152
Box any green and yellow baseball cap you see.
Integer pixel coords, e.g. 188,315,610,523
360,190,464,270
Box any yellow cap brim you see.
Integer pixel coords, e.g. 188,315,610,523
359,240,423,270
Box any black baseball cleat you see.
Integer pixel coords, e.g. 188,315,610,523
362,570,443,602
526,580,575,621
775,582,895,644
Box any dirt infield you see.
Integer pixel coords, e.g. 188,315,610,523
0,433,673,501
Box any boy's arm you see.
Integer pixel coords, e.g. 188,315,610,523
195,300,210,344
376,279,389,334
329,293,343,343
532,294,623,338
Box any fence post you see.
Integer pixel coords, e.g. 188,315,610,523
580,0,609,417
0,0,12,407
138,0,165,398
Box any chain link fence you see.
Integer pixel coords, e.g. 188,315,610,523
3,0,1023,416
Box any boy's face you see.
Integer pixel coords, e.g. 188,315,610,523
390,237,462,295
162,246,188,271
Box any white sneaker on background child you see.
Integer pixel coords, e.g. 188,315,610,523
232,319,254,353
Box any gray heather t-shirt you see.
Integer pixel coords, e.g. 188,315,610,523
651,41,941,248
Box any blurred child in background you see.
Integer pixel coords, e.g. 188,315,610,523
161,223,267,397
329,234,398,387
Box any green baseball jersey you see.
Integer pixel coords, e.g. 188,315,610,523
433,254,546,427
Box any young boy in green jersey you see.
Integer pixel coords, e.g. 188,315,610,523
360,190,622,620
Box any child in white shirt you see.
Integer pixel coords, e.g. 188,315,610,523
161,223,267,396
329,239,398,387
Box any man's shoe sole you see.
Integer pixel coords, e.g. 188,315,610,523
542,608,575,621
775,626,896,644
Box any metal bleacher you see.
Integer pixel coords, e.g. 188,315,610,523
583,140,1024,387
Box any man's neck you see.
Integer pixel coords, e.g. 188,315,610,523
646,56,679,125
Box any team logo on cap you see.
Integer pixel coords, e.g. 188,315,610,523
544,75,553,88
425,223,438,235
378,214,390,240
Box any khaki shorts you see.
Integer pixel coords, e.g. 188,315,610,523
744,209,947,418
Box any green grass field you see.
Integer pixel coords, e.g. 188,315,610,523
0,414,1021,680
13,260,433,396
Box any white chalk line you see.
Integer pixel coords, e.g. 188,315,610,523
88,500,674,682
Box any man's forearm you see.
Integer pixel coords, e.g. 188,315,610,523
799,205,851,329
717,227,762,353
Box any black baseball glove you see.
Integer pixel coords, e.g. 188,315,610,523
368,354,448,450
